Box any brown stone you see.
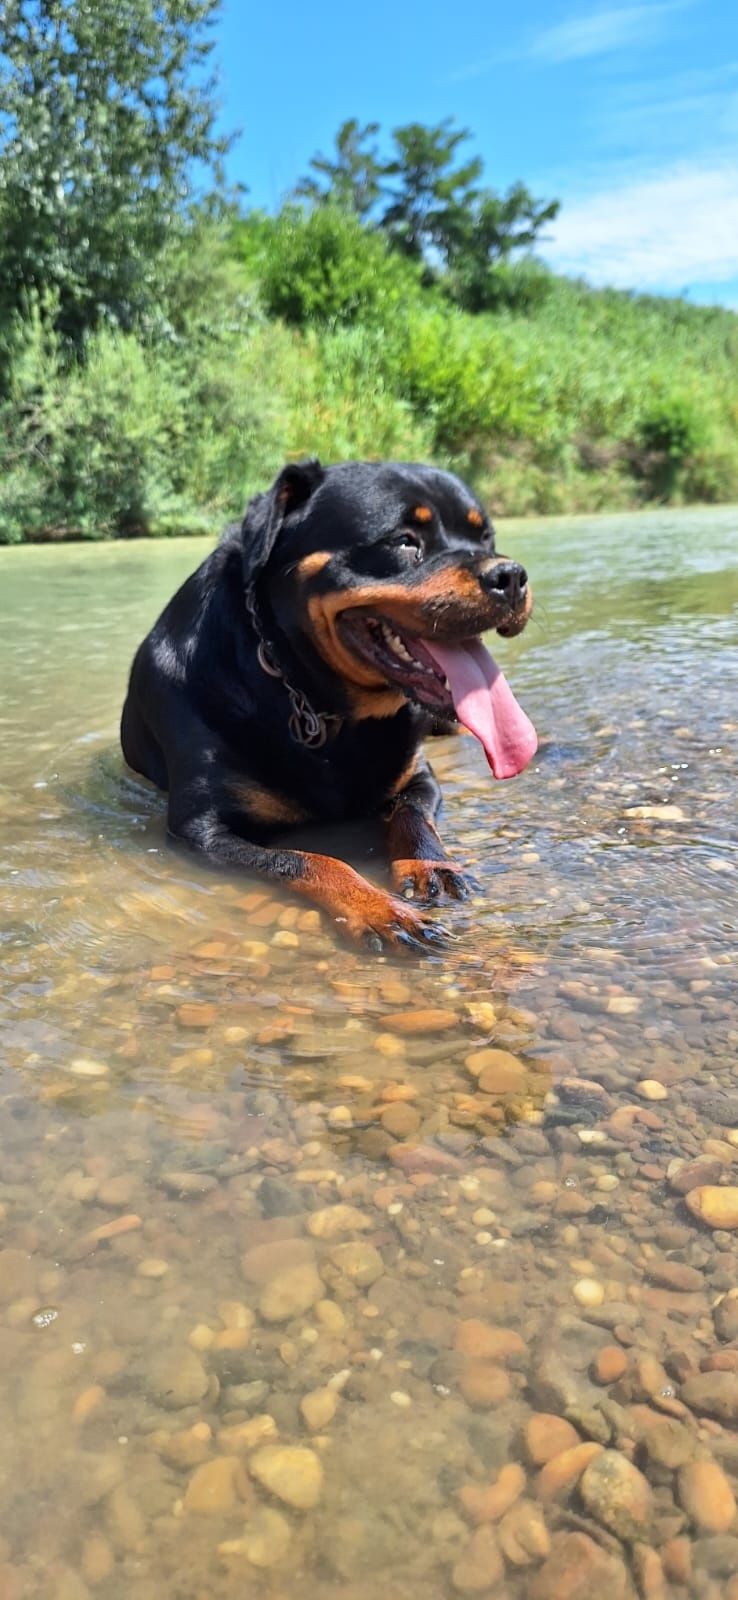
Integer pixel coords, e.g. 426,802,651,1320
632,1544,666,1600
523,1413,580,1467
678,1461,737,1532
177,1003,217,1028
218,1506,291,1569
242,1238,314,1284
662,1536,693,1586
497,1499,551,1566
306,1205,372,1239
86,1214,142,1246
454,1320,527,1363
184,1456,247,1514
382,1008,458,1034
156,1425,213,1470
685,1187,738,1230
555,1190,594,1217
714,1293,738,1343
682,1372,738,1425
669,1160,723,1195
641,1287,704,1316
388,1144,462,1174
466,1049,527,1095
529,1532,630,1600
702,1350,738,1373
537,1443,604,1502
641,1418,697,1470
459,1362,512,1409
626,1352,671,1402
380,1102,422,1138
451,1526,504,1594
645,1258,704,1293
96,1175,136,1209
329,1241,384,1286
258,1261,324,1323
592,1346,628,1385
579,1450,654,1541
249,1445,323,1510
457,1464,526,1524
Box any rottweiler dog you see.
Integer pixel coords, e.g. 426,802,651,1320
121,460,536,951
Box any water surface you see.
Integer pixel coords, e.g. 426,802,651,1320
1,508,737,1599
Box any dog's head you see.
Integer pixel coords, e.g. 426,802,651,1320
241,459,536,777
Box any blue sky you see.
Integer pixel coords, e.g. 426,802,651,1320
212,0,738,307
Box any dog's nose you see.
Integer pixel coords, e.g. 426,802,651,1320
480,560,528,607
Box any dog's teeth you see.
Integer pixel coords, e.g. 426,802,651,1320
379,623,416,665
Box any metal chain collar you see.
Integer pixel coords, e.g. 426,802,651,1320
246,586,342,750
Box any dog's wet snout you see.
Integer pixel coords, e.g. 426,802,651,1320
480,560,528,608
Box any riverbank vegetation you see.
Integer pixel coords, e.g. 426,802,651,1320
1,2,737,543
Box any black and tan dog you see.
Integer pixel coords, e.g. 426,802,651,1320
121,459,536,951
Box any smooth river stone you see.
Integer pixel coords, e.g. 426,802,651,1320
685,1187,738,1229
530,1532,631,1600
219,1506,291,1568
249,1445,323,1509
382,1009,458,1034
258,1262,323,1323
681,1372,738,1425
306,1205,372,1239
184,1456,246,1514
678,1461,737,1532
523,1414,581,1467
146,1346,209,1409
579,1450,654,1541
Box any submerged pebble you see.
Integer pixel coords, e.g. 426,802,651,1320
249,1445,323,1509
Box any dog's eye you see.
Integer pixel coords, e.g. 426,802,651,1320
390,532,423,561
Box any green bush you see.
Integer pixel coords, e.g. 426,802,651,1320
636,388,707,461
448,256,553,315
239,205,422,327
385,306,544,459
0,297,289,541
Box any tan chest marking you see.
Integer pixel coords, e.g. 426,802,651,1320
230,780,309,827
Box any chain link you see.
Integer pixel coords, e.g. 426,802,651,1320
247,586,342,749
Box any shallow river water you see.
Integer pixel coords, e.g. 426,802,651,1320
1,506,737,1600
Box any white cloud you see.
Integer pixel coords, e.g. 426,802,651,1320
531,2,690,63
589,62,738,154
543,163,738,291
450,1,691,81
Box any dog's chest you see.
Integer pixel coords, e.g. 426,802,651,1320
282,719,419,822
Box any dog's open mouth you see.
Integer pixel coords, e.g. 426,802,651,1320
340,615,538,780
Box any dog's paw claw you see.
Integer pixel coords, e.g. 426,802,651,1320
391,859,476,905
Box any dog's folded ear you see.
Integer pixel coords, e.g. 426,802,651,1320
241,459,324,592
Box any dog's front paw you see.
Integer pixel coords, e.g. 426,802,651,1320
391,858,479,903
334,887,449,954
298,857,450,954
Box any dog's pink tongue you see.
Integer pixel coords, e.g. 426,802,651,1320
422,637,537,780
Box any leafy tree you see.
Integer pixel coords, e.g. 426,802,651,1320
446,184,560,312
0,0,229,346
295,118,383,220
293,117,560,310
380,119,483,261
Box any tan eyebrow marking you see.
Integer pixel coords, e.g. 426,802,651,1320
293,551,332,579
467,508,484,528
412,505,433,523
